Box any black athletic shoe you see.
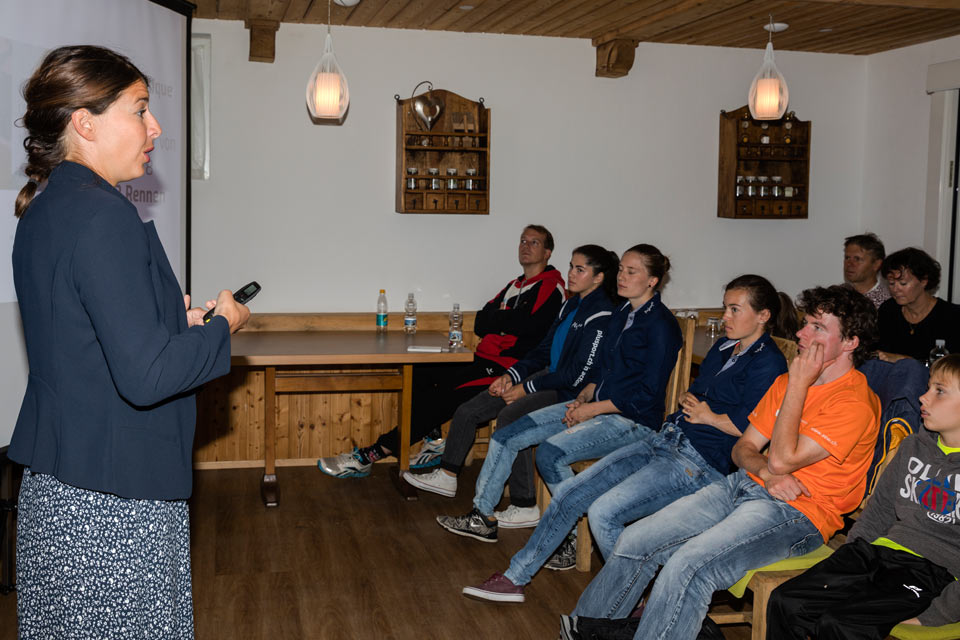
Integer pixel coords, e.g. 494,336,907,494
436,508,498,543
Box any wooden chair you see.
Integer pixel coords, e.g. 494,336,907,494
771,336,798,365
537,315,697,572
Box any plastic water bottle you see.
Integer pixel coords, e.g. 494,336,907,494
928,339,948,368
404,293,418,334
376,289,388,333
448,303,463,348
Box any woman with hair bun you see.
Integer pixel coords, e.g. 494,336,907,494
11,46,249,636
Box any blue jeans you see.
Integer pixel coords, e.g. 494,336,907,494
472,403,648,516
573,469,823,640
503,424,724,586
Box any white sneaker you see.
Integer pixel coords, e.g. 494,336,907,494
401,468,457,497
494,504,541,529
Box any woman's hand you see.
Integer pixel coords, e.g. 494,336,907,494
501,384,526,405
575,383,596,405
184,294,216,328
679,391,716,426
563,401,597,428
488,374,513,397
212,289,250,333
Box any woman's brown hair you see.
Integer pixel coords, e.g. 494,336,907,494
15,45,148,218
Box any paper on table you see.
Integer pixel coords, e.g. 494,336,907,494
407,345,444,353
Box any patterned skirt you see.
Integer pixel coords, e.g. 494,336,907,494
16,469,194,639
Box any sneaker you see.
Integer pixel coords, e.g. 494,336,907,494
409,436,445,469
401,468,457,497
317,447,372,479
559,615,581,640
436,508,498,543
462,572,525,603
494,504,541,529
545,533,577,571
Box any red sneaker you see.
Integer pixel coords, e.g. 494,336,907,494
462,572,525,603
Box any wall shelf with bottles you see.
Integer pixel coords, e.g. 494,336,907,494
717,105,810,220
395,89,490,215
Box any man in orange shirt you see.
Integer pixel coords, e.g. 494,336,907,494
565,286,881,640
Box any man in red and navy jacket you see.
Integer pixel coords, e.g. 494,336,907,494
319,225,566,478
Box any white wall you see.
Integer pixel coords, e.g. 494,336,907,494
0,303,27,448
860,35,960,257
190,20,870,313
4,25,956,446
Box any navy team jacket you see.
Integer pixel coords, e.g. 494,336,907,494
10,162,231,500
505,286,616,401
588,293,682,428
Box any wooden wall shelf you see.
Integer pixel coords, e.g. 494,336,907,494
395,89,490,215
718,105,810,220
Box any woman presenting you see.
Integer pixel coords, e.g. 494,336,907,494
10,46,249,637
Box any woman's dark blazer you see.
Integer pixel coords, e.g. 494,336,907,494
10,162,231,500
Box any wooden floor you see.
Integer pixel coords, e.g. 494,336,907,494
0,463,755,639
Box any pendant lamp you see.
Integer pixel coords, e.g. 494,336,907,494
748,18,789,120
306,0,350,121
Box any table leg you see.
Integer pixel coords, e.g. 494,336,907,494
261,366,279,507
391,364,418,499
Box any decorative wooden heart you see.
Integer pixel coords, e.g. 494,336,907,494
413,93,443,130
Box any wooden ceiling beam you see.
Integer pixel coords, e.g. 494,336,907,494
245,18,281,62
595,38,640,77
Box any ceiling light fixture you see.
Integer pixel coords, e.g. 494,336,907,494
306,0,350,121
748,17,789,120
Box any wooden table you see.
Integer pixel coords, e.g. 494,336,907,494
230,330,473,506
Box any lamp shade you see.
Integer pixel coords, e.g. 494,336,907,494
306,32,349,120
748,42,788,120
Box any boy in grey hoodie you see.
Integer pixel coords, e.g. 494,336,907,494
767,354,960,639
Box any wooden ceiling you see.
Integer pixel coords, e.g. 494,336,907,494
195,0,960,56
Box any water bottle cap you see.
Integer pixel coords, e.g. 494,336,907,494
379,289,385,294
936,339,945,347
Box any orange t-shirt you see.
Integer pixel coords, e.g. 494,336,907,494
747,368,880,541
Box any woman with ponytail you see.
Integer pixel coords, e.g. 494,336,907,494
10,46,249,637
